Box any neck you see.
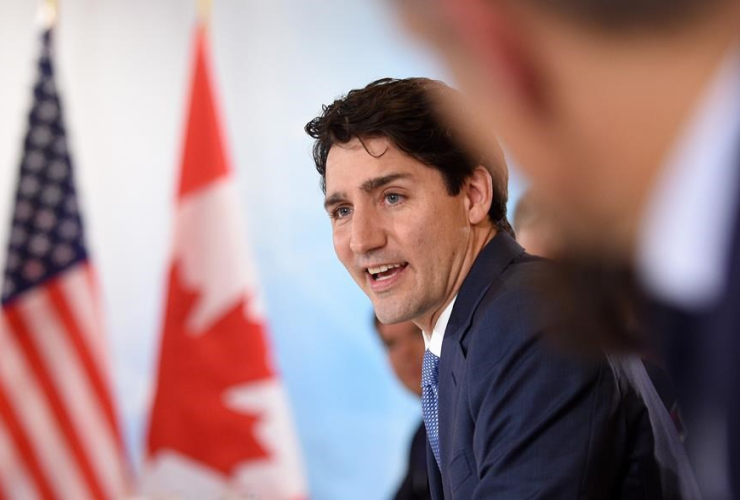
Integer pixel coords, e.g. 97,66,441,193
416,226,497,334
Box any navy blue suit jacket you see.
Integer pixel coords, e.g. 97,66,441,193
652,163,740,499
427,232,698,499
722,197,740,499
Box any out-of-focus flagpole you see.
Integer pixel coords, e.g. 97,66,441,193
39,0,57,29
197,0,213,28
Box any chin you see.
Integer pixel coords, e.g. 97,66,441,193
375,307,412,325
372,301,395,322
374,310,398,325
374,293,426,324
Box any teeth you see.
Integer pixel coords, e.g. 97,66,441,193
367,263,402,275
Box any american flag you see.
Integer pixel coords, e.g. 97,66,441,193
0,29,129,499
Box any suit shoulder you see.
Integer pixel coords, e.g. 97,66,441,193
499,252,552,289
470,254,553,339
461,255,593,375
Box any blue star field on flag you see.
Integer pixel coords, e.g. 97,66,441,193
2,29,87,306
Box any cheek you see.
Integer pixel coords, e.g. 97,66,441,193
387,218,425,253
425,208,463,246
332,227,351,263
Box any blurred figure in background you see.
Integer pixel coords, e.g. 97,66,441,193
512,189,565,258
374,315,431,500
400,2,740,497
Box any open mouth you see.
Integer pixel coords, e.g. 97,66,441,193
366,262,408,282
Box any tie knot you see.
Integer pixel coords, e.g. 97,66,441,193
421,349,439,388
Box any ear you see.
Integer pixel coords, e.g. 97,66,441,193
465,166,493,225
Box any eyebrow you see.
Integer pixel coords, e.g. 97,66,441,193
360,173,411,193
324,192,347,211
324,173,412,212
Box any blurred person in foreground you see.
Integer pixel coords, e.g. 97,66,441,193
514,190,685,434
399,1,740,497
374,315,431,500
305,77,698,499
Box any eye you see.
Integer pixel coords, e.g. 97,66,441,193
384,193,404,205
331,206,352,219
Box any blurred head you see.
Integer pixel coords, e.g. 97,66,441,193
513,190,564,258
400,0,740,259
374,315,424,396
306,78,508,331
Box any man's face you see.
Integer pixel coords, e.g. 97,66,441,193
376,320,424,396
325,137,471,327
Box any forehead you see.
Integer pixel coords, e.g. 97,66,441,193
325,137,426,189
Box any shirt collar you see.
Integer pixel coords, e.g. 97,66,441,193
636,46,740,311
422,295,457,357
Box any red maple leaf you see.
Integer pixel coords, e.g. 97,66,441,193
147,262,275,476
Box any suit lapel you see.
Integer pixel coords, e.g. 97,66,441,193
446,232,526,342
436,232,525,474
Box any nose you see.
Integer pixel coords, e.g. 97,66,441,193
349,206,386,255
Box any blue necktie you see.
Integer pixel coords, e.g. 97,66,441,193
422,349,441,467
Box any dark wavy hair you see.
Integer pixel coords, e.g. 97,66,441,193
304,77,513,236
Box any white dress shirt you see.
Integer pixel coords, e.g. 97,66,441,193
637,47,740,311
422,296,457,357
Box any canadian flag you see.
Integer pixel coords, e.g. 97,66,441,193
142,25,308,500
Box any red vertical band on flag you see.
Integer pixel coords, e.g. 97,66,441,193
179,26,230,198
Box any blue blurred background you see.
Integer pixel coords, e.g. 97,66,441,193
0,1,523,498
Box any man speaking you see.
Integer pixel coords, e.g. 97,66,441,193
305,78,696,499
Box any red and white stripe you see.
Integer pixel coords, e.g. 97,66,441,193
0,264,128,500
